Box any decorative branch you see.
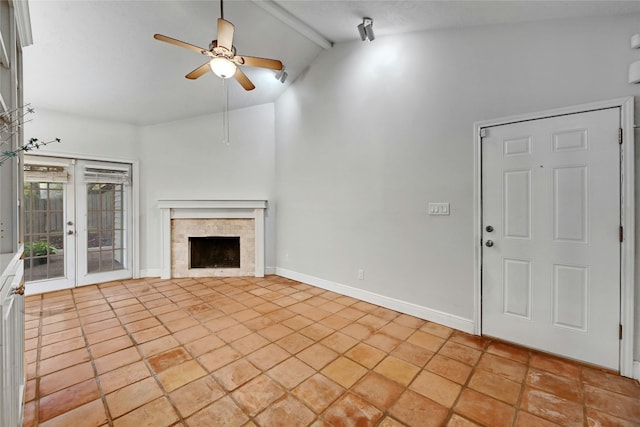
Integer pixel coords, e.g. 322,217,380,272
0,137,62,166
0,105,63,166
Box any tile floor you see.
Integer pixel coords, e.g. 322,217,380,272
22,276,640,427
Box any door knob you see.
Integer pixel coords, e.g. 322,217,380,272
485,240,494,247
67,221,73,226
485,225,494,232
67,230,74,235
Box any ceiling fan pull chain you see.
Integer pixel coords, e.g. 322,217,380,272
222,78,230,146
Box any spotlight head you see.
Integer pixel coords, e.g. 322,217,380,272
358,17,374,42
275,67,288,84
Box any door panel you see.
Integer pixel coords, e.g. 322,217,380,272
482,108,620,369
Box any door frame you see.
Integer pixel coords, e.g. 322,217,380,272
22,152,140,293
473,97,635,378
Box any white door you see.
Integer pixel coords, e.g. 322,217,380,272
481,107,620,369
24,157,133,293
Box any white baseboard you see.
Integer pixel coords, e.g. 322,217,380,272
275,268,475,334
633,361,640,382
140,269,161,278
265,266,277,275
25,281,74,296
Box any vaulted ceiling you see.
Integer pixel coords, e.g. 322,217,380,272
24,1,640,125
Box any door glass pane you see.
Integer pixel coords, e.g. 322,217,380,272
87,183,126,273
23,182,65,282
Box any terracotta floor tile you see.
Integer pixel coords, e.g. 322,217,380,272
324,392,384,427
455,388,516,427
186,395,249,427
341,323,374,340
520,386,583,426
379,322,414,341
268,357,315,389
583,384,640,422
585,407,639,427
22,401,36,427
194,340,239,367
410,370,462,408
469,368,521,405
124,317,161,333
39,362,95,396
169,375,225,417
582,367,640,398
184,333,225,356
336,307,367,322
130,325,170,344
217,323,253,343
90,326,133,352
40,336,86,360
319,314,352,330
477,353,527,383
365,333,401,352
112,397,179,427
527,367,582,402
449,331,488,350
420,321,454,339
293,373,345,413
38,399,107,427
389,389,449,427
99,361,151,394
297,343,339,370
345,343,386,369
276,332,315,354
86,326,127,346
148,347,191,373
352,372,405,410
41,318,81,335
322,357,368,388
426,354,473,384
105,376,163,418
529,353,581,380
282,314,315,330
231,374,285,416
515,411,562,427
137,335,180,358
41,327,83,347
407,330,445,352
39,379,101,423
358,314,389,330
157,359,208,392
374,356,420,386
439,341,482,366
38,348,90,376
255,394,316,426
245,343,289,371
391,341,434,368
300,323,334,341
213,359,261,391
94,347,141,374
447,414,482,427
486,341,530,364
83,318,121,336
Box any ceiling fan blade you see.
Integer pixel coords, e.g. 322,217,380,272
153,34,210,56
217,18,235,51
234,68,256,91
185,62,211,80
235,55,283,71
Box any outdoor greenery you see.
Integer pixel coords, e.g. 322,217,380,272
25,241,57,257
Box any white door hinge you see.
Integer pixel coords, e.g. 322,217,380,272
619,128,623,145
479,128,487,138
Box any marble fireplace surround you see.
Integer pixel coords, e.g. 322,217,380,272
158,200,267,279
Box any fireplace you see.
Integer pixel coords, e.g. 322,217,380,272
158,200,267,278
190,236,240,269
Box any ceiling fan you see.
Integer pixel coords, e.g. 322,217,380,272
153,0,283,91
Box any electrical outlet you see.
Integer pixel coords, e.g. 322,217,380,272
358,269,364,280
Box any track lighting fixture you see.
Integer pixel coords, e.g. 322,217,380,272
275,67,288,83
358,17,375,42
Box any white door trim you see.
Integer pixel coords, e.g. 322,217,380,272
473,97,635,378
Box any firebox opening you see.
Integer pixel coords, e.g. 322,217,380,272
189,236,240,269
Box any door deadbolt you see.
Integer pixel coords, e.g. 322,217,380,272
67,230,74,235
485,240,494,247
485,225,494,232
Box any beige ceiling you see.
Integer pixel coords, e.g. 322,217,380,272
23,0,640,125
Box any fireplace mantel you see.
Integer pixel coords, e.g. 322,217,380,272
158,200,267,279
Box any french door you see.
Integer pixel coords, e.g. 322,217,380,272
481,107,621,369
23,156,133,293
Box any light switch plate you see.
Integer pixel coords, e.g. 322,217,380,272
428,202,450,215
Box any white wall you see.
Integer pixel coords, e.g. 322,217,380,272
138,103,276,276
274,15,640,354
25,108,139,160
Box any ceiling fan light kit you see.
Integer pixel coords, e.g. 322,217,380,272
358,17,375,42
210,57,237,79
